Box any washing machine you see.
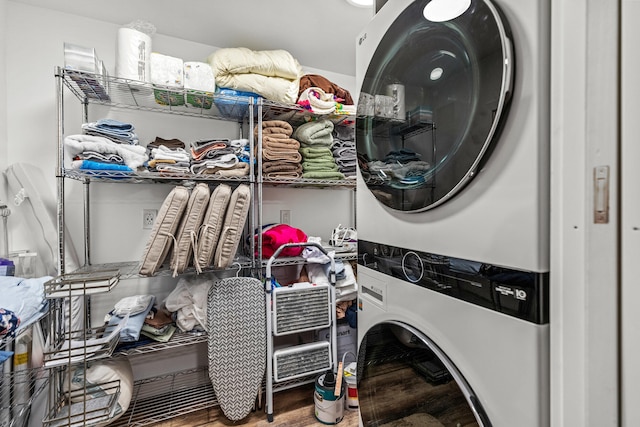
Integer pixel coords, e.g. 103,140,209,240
354,0,550,426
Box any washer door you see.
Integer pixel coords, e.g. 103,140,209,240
358,321,490,426
357,0,513,212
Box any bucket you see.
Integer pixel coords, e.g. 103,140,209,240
314,370,345,425
342,352,358,411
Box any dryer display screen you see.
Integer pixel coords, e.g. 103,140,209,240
357,0,513,212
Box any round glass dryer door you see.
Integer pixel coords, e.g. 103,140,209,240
358,321,490,426
357,0,513,212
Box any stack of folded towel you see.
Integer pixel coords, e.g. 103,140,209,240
147,137,190,175
65,134,148,173
81,118,139,145
189,138,248,176
149,145,191,175
332,125,357,179
256,120,302,179
293,120,344,180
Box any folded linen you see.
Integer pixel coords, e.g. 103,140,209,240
113,295,155,317
71,159,133,172
299,146,334,159
148,137,186,150
76,150,125,164
194,162,249,177
302,160,339,171
263,150,302,163
255,120,294,137
302,170,345,180
190,154,239,174
151,146,190,162
299,74,354,105
65,134,148,169
297,87,336,115
262,136,300,151
262,162,302,175
106,295,155,342
264,170,302,179
292,120,334,147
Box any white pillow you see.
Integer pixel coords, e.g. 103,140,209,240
64,358,134,426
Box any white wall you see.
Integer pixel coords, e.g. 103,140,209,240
4,2,355,272
0,0,7,185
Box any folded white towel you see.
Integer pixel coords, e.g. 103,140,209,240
65,134,148,169
151,146,190,162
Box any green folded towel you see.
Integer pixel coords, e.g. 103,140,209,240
293,119,334,146
302,170,345,180
302,160,338,171
299,146,333,159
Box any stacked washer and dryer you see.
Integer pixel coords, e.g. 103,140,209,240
354,0,550,426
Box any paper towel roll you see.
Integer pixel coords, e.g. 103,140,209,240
116,27,152,82
385,83,406,121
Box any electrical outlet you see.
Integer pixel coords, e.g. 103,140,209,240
280,209,291,224
143,209,157,229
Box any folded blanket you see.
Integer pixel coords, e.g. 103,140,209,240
263,161,303,175
255,120,294,137
208,48,302,104
292,120,334,147
299,146,334,159
191,154,239,174
190,139,231,161
77,150,124,164
148,137,186,150
302,160,339,172
65,134,148,169
263,150,302,163
71,159,133,172
263,136,300,150
302,170,345,180
264,170,302,179
196,162,249,177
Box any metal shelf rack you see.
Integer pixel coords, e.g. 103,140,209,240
52,66,357,425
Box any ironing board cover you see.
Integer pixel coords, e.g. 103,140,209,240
207,277,266,421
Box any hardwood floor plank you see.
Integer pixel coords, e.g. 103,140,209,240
147,383,360,427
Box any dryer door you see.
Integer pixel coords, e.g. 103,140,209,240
358,321,490,426
357,0,513,212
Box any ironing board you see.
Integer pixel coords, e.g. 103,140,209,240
207,277,266,421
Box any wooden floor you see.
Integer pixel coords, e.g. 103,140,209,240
149,383,360,427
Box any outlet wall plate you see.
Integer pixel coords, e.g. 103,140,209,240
143,209,158,229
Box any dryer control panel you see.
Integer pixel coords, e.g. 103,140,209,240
358,239,549,324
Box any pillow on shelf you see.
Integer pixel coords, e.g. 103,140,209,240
213,184,251,269
64,358,134,426
139,186,190,276
170,183,211,276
